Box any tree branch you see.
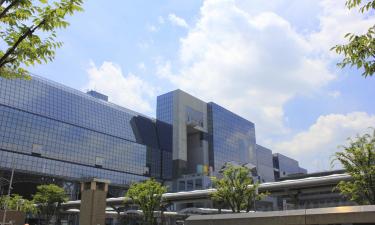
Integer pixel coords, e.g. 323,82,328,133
0,0,20,20
0,56,16,67
0,0,76,69
0,18,46,68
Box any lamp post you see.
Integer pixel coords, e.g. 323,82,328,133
2,159,15,225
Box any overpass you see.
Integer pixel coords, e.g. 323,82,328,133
62,173,351,210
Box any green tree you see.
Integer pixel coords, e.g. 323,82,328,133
211,163,267,213
332,0,375,77
0,0,83,79
32,184,68,225
333,129,375,204
126,179,167,225
0,194,36,213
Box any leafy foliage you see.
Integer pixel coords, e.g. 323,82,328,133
332,0,375,77
126,179,167,225
346,0,375,11
32,184,68,225
211,163,267,213
0,194,36,213
0,0,83,79
333,129,375,204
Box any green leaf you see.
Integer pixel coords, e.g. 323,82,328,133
331,0,375,77
0,0,84,79
126,179,167,225
333,128,375,205
210,163,267,213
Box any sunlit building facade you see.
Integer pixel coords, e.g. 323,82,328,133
0,76,172,197
156,90,306,192
0,76,305,198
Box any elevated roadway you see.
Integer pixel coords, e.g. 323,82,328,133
62,173,351,209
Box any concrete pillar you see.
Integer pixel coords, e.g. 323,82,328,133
79,179,109,225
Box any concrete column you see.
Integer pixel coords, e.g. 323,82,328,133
79,179,109,225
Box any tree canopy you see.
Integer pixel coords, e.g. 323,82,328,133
332,0,375,77
126,179,167,225
333,129,375,204
211,163,267,213
0,0,83,79
0,194,36,213
33,184,67,225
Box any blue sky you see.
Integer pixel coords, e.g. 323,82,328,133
29,0,375,172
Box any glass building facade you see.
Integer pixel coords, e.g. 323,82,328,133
0,77,306,197
273,153,307,180
155,90,306,193
156,92,174,125
0,76,172,188
256,144,275,182
208,102,257,173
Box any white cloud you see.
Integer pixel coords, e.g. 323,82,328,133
147,25,158,32
80,0,375,174
157,0,375,143
168,13,189,28
137,62,146,71
309,0,375,58
138,39,154,50
272,112,375,172
328,90,341,98
84,61,154,114
147,16,167,33
158,16,165,24
159,0,336,138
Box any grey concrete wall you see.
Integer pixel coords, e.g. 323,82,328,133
185,205,375,225
173,90,208,162
187,132,204,174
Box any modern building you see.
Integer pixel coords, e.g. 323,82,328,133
157,90,259,192
273,153,307,180
0,76,172,197
0,76,306,199
256,145,275,183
